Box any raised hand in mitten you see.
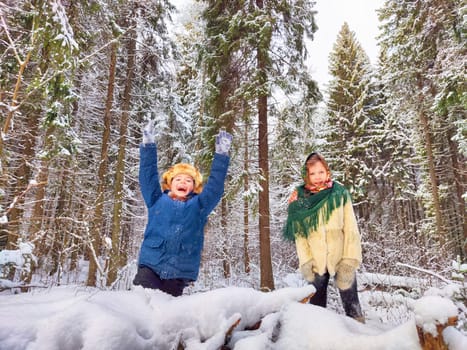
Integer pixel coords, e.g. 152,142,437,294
142,120,156,145
215,130,233,155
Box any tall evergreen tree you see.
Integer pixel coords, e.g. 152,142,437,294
325,22,376,202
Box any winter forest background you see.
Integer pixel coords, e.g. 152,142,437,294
0,0,465,323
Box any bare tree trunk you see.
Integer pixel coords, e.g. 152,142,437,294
22,148,50,285
221,198,230,278
5,160,32,251
257,92,274,291
243,121,250,274
87,41,118,287
0,14,38,252
418,108,445,245
0,38,34,179
255,4,274,289
447,135,466,256
416,77,445,248
45,163,77,284
107,23,136,286
70,190,86,272
25,122,57,285
28,162,48,240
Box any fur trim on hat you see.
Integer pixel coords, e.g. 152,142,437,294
162,163,203,194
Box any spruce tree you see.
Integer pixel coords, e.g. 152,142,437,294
325,22,375,201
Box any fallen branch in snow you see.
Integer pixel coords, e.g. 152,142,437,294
244,290,314,331
359,271,427,290
396,262,453,284
0,283,47,292
299,293,314,304
222,317,241,349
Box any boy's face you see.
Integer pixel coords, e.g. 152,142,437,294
170,174,195,198
307,161,329,188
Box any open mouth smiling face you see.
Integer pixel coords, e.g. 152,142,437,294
175,184,189,196
170,174,195,198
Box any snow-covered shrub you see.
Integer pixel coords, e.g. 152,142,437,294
0,240,35,281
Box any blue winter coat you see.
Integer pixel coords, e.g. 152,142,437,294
137,143,230,281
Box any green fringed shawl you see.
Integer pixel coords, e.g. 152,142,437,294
283,182,349,241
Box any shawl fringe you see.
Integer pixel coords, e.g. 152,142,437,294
283,182,349,241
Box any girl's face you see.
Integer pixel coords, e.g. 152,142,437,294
306,161,329,187
170,174,194,198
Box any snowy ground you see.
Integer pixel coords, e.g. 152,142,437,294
1,275,466,350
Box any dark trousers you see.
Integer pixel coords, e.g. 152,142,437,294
309,272,363,320
133,266,187,297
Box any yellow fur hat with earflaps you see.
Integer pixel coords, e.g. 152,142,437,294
162,163,203,194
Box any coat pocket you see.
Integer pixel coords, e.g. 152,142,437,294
145,236,165,248
140,236,165,266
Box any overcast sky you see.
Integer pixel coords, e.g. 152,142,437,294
307,0,384,88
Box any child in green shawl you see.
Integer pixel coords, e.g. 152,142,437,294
284,152,364,323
